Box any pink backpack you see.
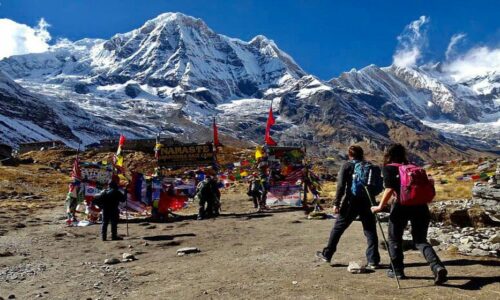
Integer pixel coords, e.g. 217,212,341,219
388,163,435,206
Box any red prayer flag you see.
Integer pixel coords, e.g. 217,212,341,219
265,104,277,146
70,156,81,180
118,134,126,146
213,118,220,147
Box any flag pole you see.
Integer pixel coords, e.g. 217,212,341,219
213,116,217,156
117,135,129,237
265,99,274,145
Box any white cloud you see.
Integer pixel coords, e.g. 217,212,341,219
392,16,430,68
443,46,500,81
0,18,52,59
445,33,466,60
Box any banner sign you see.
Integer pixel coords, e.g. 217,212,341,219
266,183,302,207
80,165,113,184
158,144,214,167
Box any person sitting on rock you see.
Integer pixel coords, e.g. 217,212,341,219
93,180,126,241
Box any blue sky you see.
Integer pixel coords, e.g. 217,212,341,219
0,0,498,79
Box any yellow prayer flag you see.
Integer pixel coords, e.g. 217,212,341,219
255,146,264,159
118,174,127,182
116,155,124,167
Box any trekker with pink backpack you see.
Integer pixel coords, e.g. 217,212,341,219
371,144,448,285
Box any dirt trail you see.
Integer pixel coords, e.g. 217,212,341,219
1,191,499,300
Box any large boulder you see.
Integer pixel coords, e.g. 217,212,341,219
430,203,498,228
472,183,500,201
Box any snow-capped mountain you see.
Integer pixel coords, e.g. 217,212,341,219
0,13,308,147
0,70,77,146
330,64,499,147
0,13,304,104
0,12,497,161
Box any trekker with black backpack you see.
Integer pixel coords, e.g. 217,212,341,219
316,145,383,269
371,144,447,284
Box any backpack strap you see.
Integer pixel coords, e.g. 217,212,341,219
386,163,402,167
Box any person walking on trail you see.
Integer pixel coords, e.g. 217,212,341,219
248,174,266,211
247,174,261,209
371,144,448,284
93,181,126,241
316,145,381,269
196,170,220,220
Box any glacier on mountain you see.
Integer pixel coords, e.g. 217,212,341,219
0,12,497,156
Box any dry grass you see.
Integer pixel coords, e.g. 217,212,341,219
317,161,496,202
0,164,69,211
427,162,484,201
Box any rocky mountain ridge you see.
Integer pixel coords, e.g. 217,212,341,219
0,12,497,161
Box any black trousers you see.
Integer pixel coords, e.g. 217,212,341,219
388,204,444,272
198,196,215,218
101,209,119,239
252,195,260,208
323,200,380,264
251,192,265,208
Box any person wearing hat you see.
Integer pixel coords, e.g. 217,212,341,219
93,180,126,241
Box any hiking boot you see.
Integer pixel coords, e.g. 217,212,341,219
315,251,331,263
433,266,448,285
111,236,123,241
387,269,406,279
365,262,380,270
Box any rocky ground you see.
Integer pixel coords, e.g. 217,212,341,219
427,197,499,257
0,160,499,299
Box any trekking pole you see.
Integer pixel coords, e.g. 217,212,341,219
126,196,129,237
364,186,401,289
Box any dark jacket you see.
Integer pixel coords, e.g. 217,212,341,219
334,161,370,210
94,188,126,211
334,162,354,209
196,178,220,201
248,180,263,196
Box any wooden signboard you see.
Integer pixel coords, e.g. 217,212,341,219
158,144,214,167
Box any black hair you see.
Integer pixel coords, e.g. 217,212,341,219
348,145,364,161
383,143,409,165
109,181,119,190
